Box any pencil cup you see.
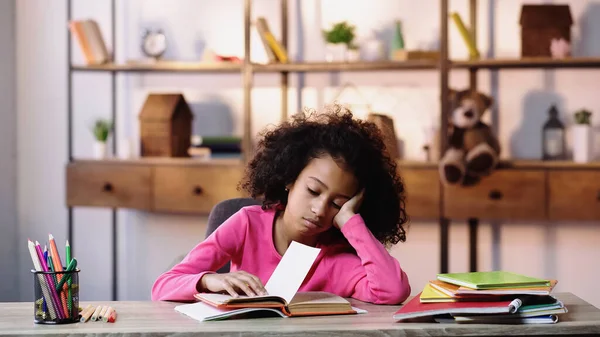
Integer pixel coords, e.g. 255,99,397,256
32,269,80,324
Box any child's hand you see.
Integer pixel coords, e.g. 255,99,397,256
333,188,365,229
198,271,268,298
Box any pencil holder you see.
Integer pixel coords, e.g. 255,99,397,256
32,269,80,324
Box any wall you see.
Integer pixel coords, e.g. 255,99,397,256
0,0,17,302
16,0,600,307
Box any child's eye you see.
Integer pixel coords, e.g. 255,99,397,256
307,188,318,195
331,202,342,210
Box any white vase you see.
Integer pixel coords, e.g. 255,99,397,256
346,49,360,62
94,141,108,159
572,124,593,163
362,38,384,61
325,43,348,62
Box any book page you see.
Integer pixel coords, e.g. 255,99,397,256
265,241,320,304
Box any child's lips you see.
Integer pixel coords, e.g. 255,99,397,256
303,217,321,228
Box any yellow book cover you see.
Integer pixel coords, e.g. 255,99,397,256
263,31,288,63
255,17,288,63
450,12,480,59
420,283,455,303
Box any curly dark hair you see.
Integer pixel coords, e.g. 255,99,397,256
239,104,408,246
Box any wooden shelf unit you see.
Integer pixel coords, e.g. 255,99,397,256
67,0,600,298
69,56,600,74
452,57,600,69
70,61,242,73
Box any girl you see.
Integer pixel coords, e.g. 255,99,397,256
152,104,411,305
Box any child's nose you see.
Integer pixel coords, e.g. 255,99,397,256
311,198,327,217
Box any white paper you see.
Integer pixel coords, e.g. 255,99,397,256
265,241,321,304
175,301,287,322
175,301,233,321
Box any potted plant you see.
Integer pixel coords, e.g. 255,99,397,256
92,118,112,159
322,21,356,62
572,109,593,163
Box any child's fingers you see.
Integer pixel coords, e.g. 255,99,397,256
242,272,268,295
231,277,257,297
236,271,267,295
221,279,241,298
244,276,267,296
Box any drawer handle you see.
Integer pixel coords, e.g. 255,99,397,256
597,191,600,201
102,182,113,193
193,186,203,195
488,189,503,200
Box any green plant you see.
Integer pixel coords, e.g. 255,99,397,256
92,119,112,142
322,21,356,45
574,109,592,125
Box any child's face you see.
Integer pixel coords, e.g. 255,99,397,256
283,154,359,237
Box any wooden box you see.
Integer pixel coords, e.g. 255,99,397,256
519,4,572,57
391,50,440,61
139,93,193,157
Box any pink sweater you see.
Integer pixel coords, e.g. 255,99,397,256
151,205,411,304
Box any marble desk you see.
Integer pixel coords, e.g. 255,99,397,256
1,292,599,336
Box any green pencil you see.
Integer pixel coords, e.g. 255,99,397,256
65,241,72,314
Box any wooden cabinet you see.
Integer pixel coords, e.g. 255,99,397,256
65,160,600,221
444,170,546,221
66,162,152,209
401,168,440,219
153,164,246,214
66,159,246,214
548,170,600,221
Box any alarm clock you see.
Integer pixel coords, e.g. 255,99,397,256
141,29,167,60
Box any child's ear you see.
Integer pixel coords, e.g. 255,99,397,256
448,88,458,102
479,92,493,110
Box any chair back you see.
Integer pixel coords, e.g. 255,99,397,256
206,198,261,273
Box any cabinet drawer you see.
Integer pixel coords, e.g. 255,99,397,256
401,168,440,219
66,162,152,209
153,165,246,214
444,170,546,220
549,171,600,221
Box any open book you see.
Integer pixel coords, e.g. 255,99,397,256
194,291,356,317
174,241,364,321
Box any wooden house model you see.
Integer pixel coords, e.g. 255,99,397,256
519,4,573,57
139,93,193,157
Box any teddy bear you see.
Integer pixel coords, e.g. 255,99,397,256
439,88,501,186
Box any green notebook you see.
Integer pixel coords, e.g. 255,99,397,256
437,271,550,290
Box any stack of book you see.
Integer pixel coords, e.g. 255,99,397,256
394,271,568,324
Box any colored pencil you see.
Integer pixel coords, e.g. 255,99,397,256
49,234,70,318
27,240,58,320
34,241,65,319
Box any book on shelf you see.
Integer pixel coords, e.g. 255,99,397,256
174,241,363,321
255,17,288,63
68,19,110,65
450,12,480,59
